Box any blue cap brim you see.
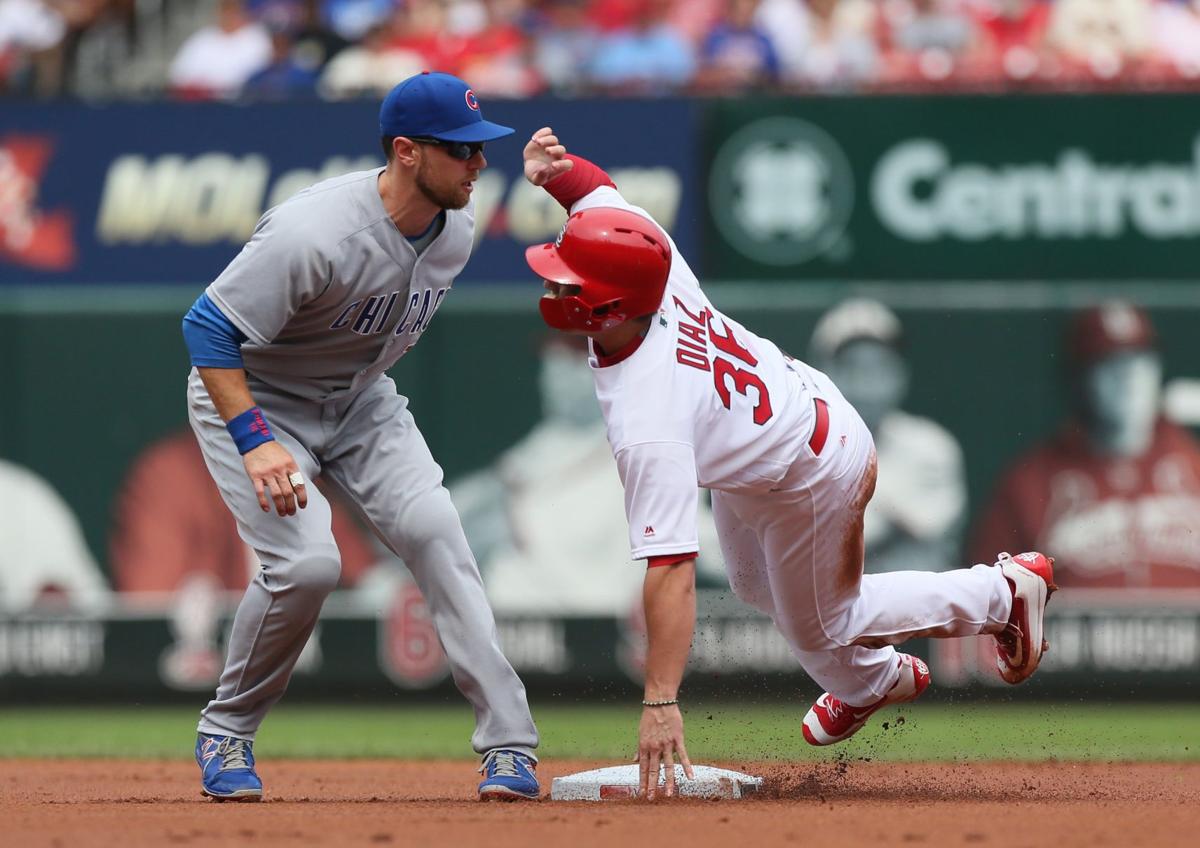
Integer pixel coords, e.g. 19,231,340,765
435,120,515,143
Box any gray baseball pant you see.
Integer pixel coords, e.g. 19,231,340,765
187,370,538,757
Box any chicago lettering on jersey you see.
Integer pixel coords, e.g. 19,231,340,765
396,286,449,336
328,286,449,336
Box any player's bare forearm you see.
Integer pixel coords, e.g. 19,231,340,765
196,366,307,517
642,559,696,700
196,366,258,423
639,559,696,799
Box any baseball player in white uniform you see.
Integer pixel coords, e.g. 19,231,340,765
521,128,1058,799
180,73,539,802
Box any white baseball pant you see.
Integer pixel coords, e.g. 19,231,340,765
712,368,1013,705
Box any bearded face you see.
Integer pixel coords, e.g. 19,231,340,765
414,150,476,210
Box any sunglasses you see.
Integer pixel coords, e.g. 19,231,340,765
410,137,485,161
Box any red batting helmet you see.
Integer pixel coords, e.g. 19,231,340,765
525,207,672,333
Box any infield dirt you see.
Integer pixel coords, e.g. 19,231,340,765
3,759,1196,847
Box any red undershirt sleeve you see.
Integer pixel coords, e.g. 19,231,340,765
543,154,617,210
647,552,698,569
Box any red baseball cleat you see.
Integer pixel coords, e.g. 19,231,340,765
802,653,931,746
994,551,1058,685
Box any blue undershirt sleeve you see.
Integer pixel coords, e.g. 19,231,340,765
182,292,249,368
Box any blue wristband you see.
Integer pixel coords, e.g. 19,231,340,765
227,406,275,455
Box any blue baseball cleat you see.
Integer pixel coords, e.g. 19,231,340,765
478,749,539,800
196,734,263,802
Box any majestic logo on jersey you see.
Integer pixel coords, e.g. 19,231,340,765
644,526,655,537
709,117,854,267
328,286,449,337
0,135,76,271
465,89,479,111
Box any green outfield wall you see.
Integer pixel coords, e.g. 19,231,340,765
4,92,1200,701
4,282,1200,564
2,283,1199,701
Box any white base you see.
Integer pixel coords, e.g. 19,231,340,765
550,764,763,801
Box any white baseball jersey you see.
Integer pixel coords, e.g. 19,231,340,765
573,187,817,560
561,188,1018,714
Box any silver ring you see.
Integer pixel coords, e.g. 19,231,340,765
288,472,305,487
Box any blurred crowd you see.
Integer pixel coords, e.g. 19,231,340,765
4,0,1200,99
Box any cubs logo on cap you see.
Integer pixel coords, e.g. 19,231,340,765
379,72,513,143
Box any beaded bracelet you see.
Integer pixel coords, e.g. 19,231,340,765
642,698,679,707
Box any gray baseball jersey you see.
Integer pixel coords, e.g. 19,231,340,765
207,168,469,399
189,168,537,757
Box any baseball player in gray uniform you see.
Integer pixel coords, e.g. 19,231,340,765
180,72,539,802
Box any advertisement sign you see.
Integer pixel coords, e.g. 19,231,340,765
9,94,1200,285
0,99,696,285
3,593,1197,700
705,94,1200,280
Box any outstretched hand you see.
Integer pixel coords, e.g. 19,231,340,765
523,126,574,187
637,704,694,800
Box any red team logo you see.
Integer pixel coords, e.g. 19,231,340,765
0,135,76,271
464,89,480,111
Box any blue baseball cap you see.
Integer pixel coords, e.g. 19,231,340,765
379,71,514,143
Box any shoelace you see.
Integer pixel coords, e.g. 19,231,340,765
824,697,846,720
216,738,251,772
481,750,523,778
